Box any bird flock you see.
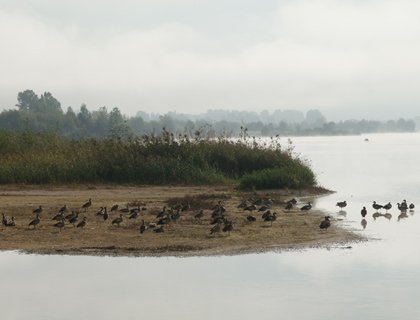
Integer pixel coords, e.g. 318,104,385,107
0,195,334,238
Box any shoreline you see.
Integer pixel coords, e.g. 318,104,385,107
0,185,366,258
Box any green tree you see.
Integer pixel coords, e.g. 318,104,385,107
16,90,39,112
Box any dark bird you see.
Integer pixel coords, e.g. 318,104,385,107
194,209,205,223
2,213,7,228
170,209,181,222
237,199,249,209
319,216,332,231
33,205,43,214
181,201,191,212
157,216,171,227
6,216,15,227
287,198,297,205
112,214,123,228
210,221,221,237
336,201,347,210
401,200,408,210
120,206,130,214
300,202,312,212
58,205,68,214
53,219,65,232
156,206,168,219
129,211,139,220
140,220,147,234
110,204,119,213
69,212,79,227
223,222,234,235
243,205,257,212
383,202,392,212
285,202,293,212
130,206,141,215
246,215,256,222
262,210,272,220
154,225,165,233
82,198,92,211
77,217,87,229
409,203,415,210
103,207,109,221
372,201,383,212
28,214,41,229
96,207,104,216
52,212,65,221
258,204,271,212
264,212,277,226
361,206,367,218
65,211,76,221
252,198,263,206
211,215,226,225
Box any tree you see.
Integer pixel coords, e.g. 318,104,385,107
38,92,63,114
16,90,39,112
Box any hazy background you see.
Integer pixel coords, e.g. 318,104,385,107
1,0,420,121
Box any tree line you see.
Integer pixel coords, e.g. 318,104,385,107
0,89,416,139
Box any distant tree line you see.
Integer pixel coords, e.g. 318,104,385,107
0,89,416,139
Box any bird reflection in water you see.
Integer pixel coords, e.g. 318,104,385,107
372,212,382,220
361,218,367,229
384,213,392,220
337,210,347,217
398,212,408,221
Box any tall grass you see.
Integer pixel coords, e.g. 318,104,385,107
0,126,316,189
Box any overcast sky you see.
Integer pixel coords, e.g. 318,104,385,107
1,0,420,121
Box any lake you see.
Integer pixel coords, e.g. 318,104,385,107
1,132,419,320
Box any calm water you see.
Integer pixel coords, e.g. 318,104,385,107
1,132,420,320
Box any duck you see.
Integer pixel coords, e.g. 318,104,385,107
287,198,297,205
28,213,41,229
246,215,256,222
69,212,80,227
2,213,7,228
372,201,383,212
52,212,65,221
120,206,130,214
140,220,147,234
6,216,15,227
210,221,221,237
285,202,293,212
243,204,257,212
157,216,171,227
258,203,271,212
383,202,392,212
154,225,165,233
129,211,139,220
252,198,263,206
77,217,87,229
65,211,77,221
222,221,234,235
181,201,191,212
194,209,205,223
361,206,367,218
264,212,277,226
53,219,65,232
112,214,123,228
82,198,92,211
58,205,68,214
237,199,249,209
336,201,347,210
156,206,168,219
103,207,109,221
300,202,312,212
409,203,415,211
96,207,104,216
170,209,181,222
110,204,119,213
33,205,43,214
261,210,272,220
130,206,141,215
319,216,332,231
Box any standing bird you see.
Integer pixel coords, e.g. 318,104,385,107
181,201,191,212
319,216,332,231
110,204,119,213
65,211,77,221
252,198,263,206
372,201,383,212
170,209,181,223
53,219,65,232
2,213,7,228
243,204,257,212
300,202,312,212
194,209,205,224
361,206,367,218
409,203,415,211
52,212,65,221
237,199,249,209
103,207,109,221
383,202,392,212
285,202,293,212
129,211,139,220
77,217,87,230
120,206,130,214
210,221,221,237
112,214,123,228
156,206,168,219
223,221,234,235
287,198,297,205
336,201,347,211
96,207,104,216
140,220,147,234
69,212,80,227
58,205,68,214
28,214,41,229
33,205,43,214
262,210,272,220
264,212,277,226
82,198,92,212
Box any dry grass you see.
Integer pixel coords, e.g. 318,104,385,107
0,185,360,257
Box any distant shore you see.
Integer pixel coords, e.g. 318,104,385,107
0,185,363,257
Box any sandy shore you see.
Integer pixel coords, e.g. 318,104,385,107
0,184,364,257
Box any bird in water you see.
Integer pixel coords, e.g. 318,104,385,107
112,214,124,228
33,205,43,214
372,201,383,212
264,212,277,226
28,214,41,229
194,209,205,224
319,216,332,231
336,201,347,211
53,219,65,232
300,202,312,212
361,207,367,218
383,202,392,212
409,203,415,211
82,198,92,212
140,220,147,234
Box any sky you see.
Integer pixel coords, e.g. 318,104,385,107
1,0,420,121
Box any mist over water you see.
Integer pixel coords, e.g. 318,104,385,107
1,132,420,320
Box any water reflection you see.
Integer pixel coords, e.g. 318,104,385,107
361,219,367,229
